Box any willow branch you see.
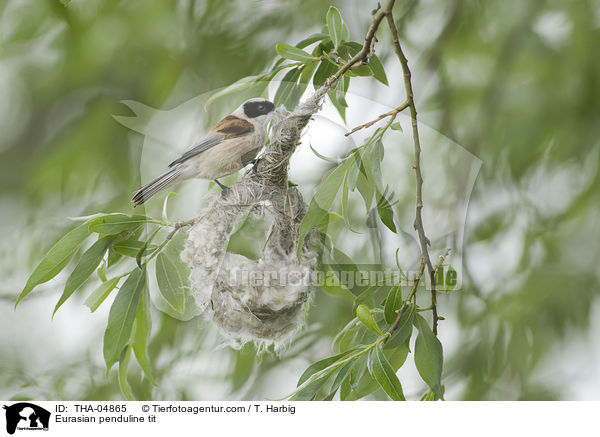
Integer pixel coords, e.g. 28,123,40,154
384,8,439,334
345,101,409,136
238,0,395,190
386,259,426,337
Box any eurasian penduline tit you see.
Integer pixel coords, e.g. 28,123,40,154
132,98,276,206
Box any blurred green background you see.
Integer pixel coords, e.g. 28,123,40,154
1,0,599,400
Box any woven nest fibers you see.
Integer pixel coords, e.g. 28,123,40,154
181,183,317,350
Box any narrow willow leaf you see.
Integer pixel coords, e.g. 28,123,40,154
341,171,351,229
370,140,385,193
349,354,368,389
326,6,344,49
103,268,146,370
313,58,337,89
297,155,356,258
297,349,355,387
54,235,114,315
155,251,187,314
391,122,403,131
323,359,356,400
107,246,122,267
136,227,161,269
274,67,303,111
369,54,389,86
385,303,415,349
17,221,91,306
276,44,318,62
355,149,375,211
346,356,379,400
291,376,329,401
88,214,151,235
353,284,380,309
370,344,405,401
118,346,133,400
384,341,410,372
356,304,384,336
321,267,355,303
205,74,269,108
377,191,397,233
296,33,329,49
132,286,157,386
309,144,341,163
298,60,318,96
414,314,444,398
113,239,156,258
333,317,361,352
328,76,349,121
84,276,120,312
384,284,403,325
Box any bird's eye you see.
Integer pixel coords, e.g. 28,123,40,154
257,104,265,111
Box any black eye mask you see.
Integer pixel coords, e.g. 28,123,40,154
243,100,275,118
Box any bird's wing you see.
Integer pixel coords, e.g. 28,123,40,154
168,115,254,167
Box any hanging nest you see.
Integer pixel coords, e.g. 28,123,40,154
180,95,327,350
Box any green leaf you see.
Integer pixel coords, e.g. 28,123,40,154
17,221,91,306
297,350,353,387
107,246,123,267
118,346,133,400
384,341,410,371
356,304,384,336
297,155,356,258
136,227,161,269
84,276,120,312
345,355,379,400
328,75,349,121
377,191,397,233
321,267,355,303
385,303,415,349
355,150,375,211
103,267,146,371
53,235,114,315
296,33,329,49
309,144,341,163
414,314,444,398
113,239,156,258
291,376,330,401
313,58,338,89
297,60,319,101
333,317,361,352
370,344,405,400
205,74,270,108
369,54,389,86
326,6,344,49
323,359,356,400
132,285,157,386
88,214,151,235
276,44,319,62
390,122,403,131
384,284,403,325
155,251,187,314
274,67,303,111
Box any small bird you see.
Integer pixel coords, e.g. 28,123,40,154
132,98,276,206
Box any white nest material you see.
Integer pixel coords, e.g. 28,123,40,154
181,192,317,350
180,94,326,350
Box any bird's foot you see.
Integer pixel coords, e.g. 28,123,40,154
242,158,261,174
214,179,230,197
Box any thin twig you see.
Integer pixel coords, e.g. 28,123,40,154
384,6,438,334
385,259,425,337
345,101,409,136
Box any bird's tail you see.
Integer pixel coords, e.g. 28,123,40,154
132,166,182,206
